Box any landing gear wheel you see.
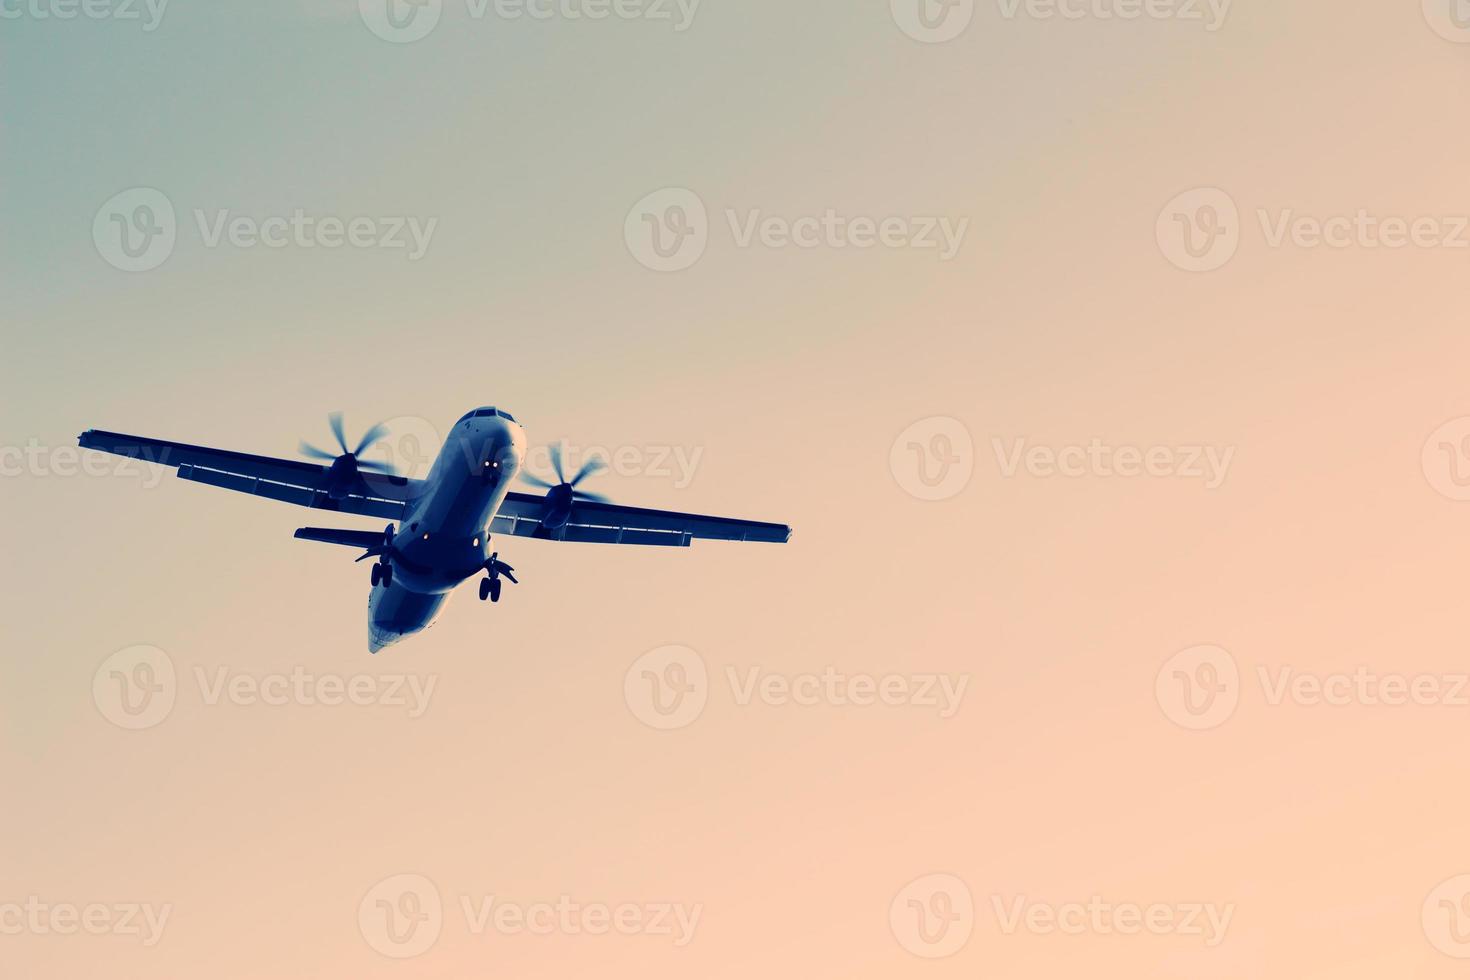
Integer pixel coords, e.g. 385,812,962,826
380,565,393,588
489,578,502,603
371,564,382,587
479,578,493,602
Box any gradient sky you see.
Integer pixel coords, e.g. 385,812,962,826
7,0,1470,976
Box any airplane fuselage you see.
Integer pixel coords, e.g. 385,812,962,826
368,409,526,652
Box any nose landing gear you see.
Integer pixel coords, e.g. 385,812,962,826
479,553,517,603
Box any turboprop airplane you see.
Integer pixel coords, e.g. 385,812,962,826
79,409,791,652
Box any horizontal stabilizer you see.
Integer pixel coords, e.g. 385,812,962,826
294,527,386,550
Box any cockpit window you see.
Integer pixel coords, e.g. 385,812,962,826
462,407,517,424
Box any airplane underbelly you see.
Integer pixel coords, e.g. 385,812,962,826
367,583,448,653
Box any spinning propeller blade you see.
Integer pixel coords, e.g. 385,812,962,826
328,411,349,455
568,456,605,487
300,413,398,480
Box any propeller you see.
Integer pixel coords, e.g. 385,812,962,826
300,412,395,499
521,443,610,533
300,412,395,472
521,443,610,504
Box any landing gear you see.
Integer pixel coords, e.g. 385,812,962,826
480,552,516,602
369,524,395,589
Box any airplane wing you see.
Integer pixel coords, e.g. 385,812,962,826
491,491,792,548
78,429,427,522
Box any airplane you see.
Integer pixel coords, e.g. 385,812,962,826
79,409,792,653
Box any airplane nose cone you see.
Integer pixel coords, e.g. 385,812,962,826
368,625,399,654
